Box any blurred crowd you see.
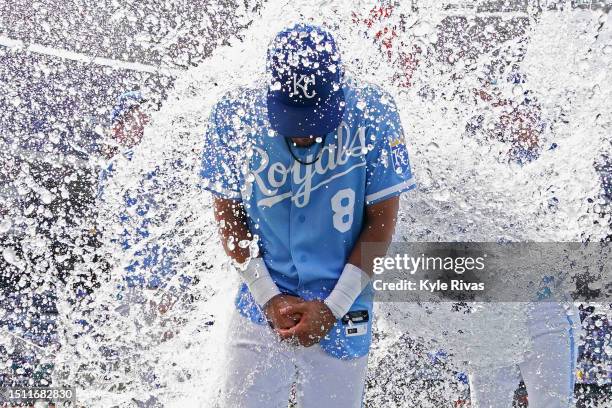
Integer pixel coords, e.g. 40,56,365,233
0,0,259,401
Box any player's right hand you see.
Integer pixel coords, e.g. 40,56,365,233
264,294,303,330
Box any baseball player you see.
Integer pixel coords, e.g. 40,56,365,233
97,91,190,319
466,62,580,405
200,24,415,407
466,71,580,406
412,16,580,406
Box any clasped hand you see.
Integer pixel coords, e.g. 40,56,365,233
264,294,336,347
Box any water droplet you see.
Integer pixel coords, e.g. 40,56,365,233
0,219,11,233
315,137,323,143
432,190,451,202
356,100,366,110
413,21,431,37
3,247,22,268
512,85,524,98
40,189,54,204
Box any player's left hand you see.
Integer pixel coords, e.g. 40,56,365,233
276,300,336,347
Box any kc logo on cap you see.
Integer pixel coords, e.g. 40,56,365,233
292,73,316,99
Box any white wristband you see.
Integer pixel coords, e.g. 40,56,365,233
324,263,371,319
239,258,281,307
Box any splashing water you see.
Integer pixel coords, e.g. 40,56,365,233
2,1,611,406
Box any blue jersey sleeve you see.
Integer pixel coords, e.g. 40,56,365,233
365,93,416,205
199,101,242,200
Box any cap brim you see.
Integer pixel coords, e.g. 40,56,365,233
267,89,345,138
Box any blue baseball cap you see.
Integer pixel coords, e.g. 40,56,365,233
266,24,345,138
110,91,145,124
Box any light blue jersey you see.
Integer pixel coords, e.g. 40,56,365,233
200,79,416,359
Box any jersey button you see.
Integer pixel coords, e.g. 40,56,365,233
298,214,306,223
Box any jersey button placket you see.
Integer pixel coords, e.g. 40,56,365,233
289,141,319,293
289,165,301,291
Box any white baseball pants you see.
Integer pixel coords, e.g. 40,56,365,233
469,302,579,408
217,309,369,408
